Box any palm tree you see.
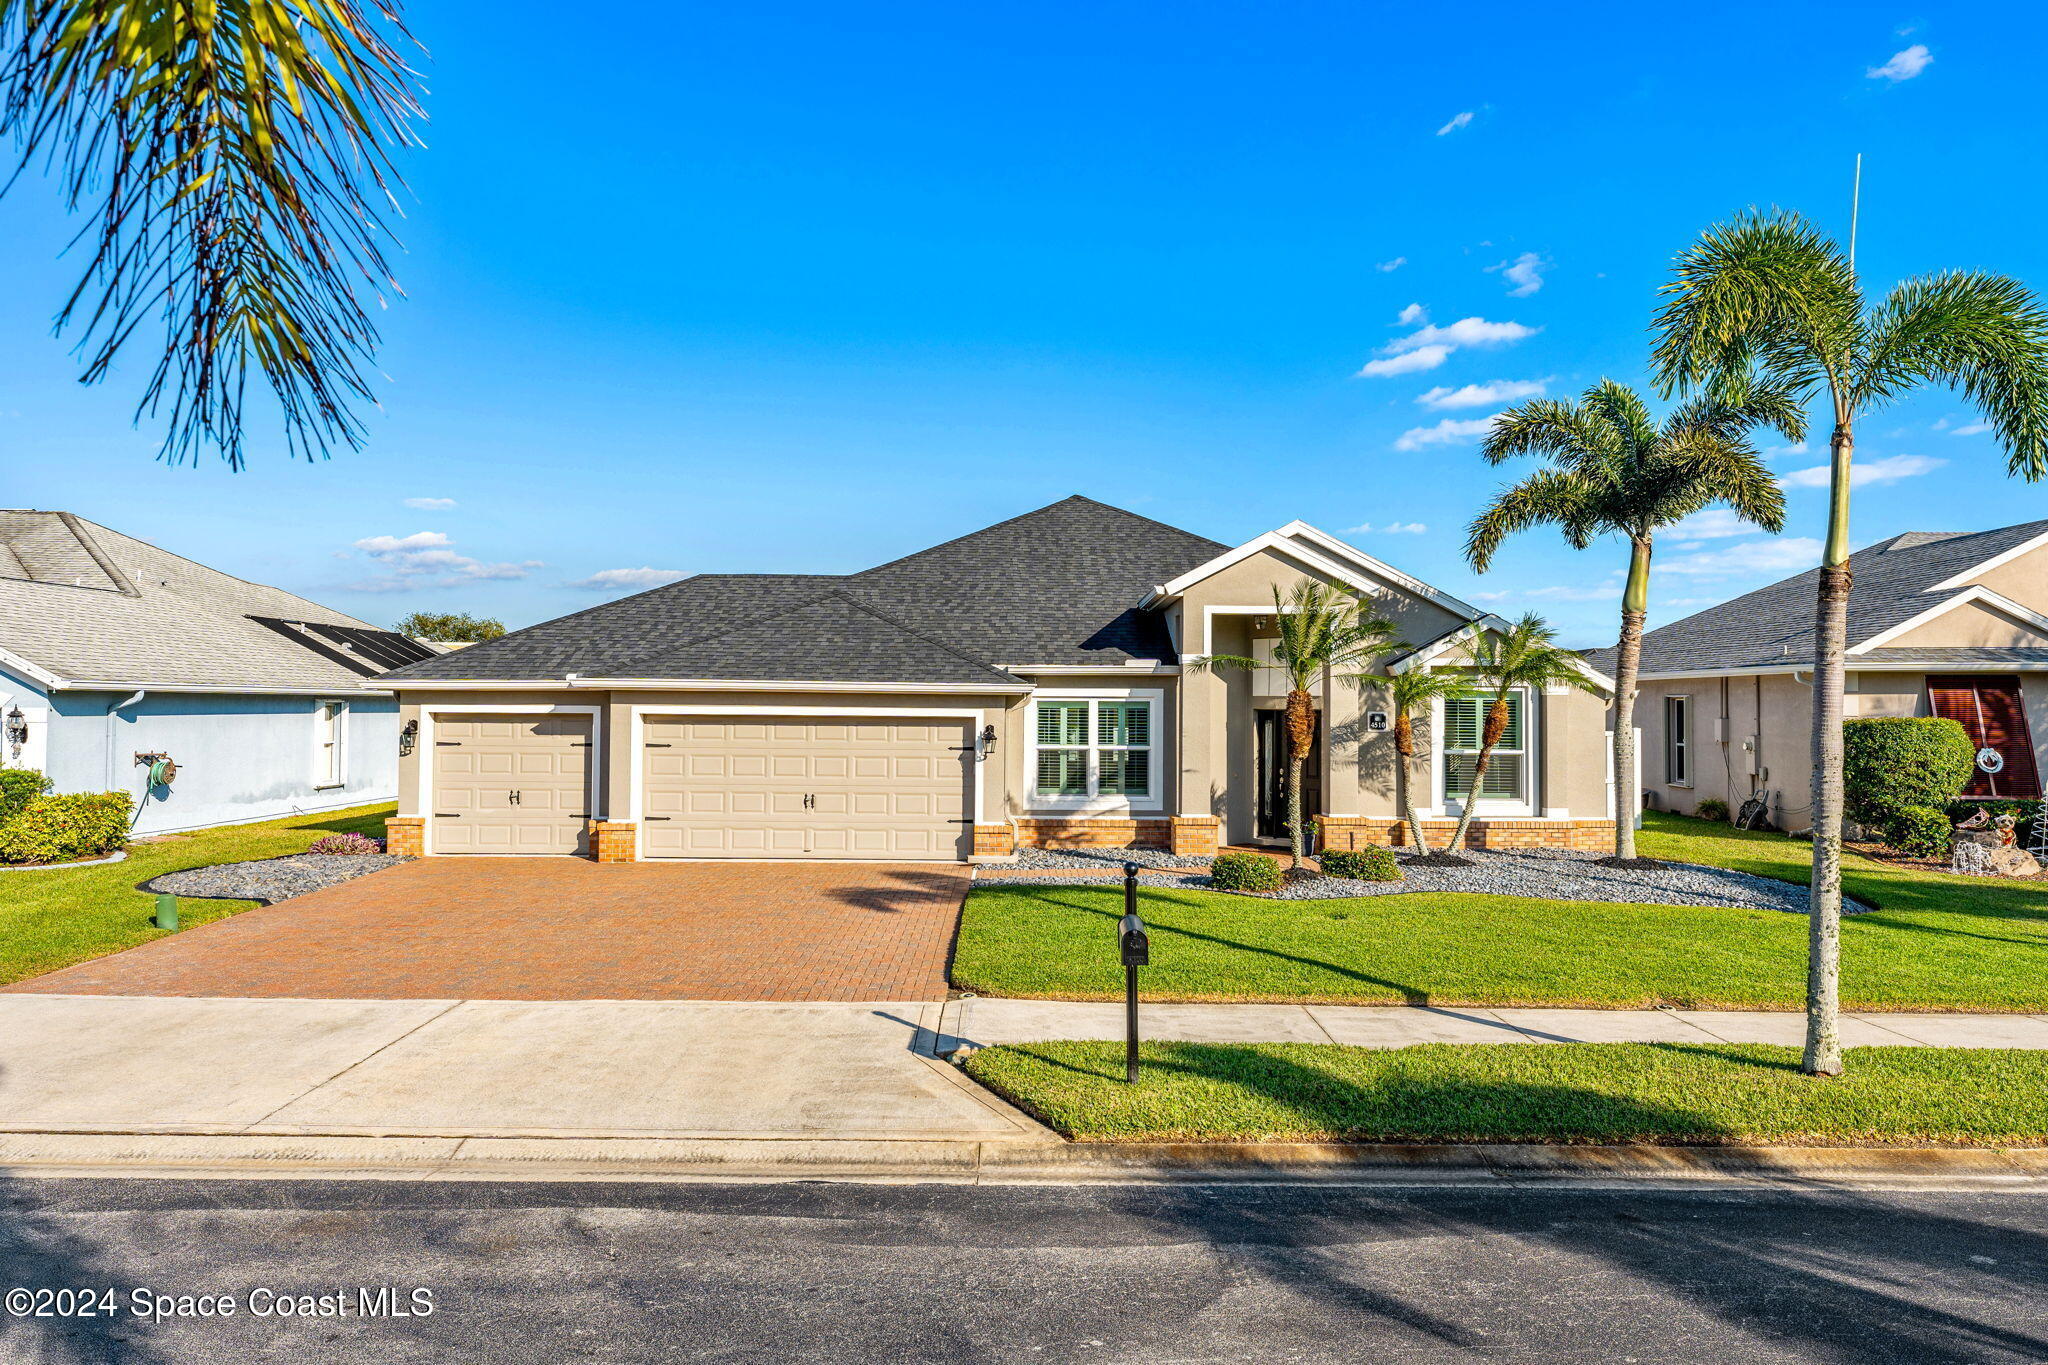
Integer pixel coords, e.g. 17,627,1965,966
1653,209,2048,1076
1444,613,1603,854
1466,377,1802,862
1194,580,1397,868
1382,668,1465,855
0,1,425,468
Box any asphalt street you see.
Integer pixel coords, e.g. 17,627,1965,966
4,1175,2047,1363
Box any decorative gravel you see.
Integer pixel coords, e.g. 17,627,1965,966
144,853,409,905
978,846,1867,915
1002,845,1214,871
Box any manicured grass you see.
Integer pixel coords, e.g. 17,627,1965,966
963,1041,2048,1146
0,803,395,985
949,812,2048,1010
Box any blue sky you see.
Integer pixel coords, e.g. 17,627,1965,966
5,2,2045,647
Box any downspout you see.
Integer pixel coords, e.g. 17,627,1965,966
106,689,145,790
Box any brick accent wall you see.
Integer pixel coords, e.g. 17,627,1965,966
1168,816,1221,857
590,820,638,864
973,824,1018,857
385,816,425,858
1015,817,1171,849
1316,815,1617,852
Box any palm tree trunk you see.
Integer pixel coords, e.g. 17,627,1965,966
1611,536,1651,860
1284,688,1315,868
1394,711,1431,854
1804,423,1853,1078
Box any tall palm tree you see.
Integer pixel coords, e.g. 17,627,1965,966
0,0,424,468
1653,209,2048,1076
1466,377,1802,862
1444,613,1603,854
1382,667,1465,855
1195,580,1397,868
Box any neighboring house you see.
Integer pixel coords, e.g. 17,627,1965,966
0,510,423,834
376,497,1617,862
1607,519,2048,830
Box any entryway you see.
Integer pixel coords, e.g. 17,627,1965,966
1253,709,1322,842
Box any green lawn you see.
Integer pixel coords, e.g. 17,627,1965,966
950,812,2048,1010
0,802,395,985
963,1041,2048,1146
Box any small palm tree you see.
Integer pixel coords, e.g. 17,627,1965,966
1382,668,1466,854
1653,210,2048,1076
1195,580,1397,868
1467,377,1801,861
1445,613,1603,854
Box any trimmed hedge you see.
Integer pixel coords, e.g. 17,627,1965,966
0,768,50,826
0,792,132,865
1208,851,1283,892
1843,717,1976,858
1319,846,1402,881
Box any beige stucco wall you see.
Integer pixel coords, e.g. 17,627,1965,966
1888,599,2048,648
1635,675,1818,826
1971,539,2048,609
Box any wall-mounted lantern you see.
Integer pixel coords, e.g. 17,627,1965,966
4,706,25,759
399,719,419,757
977,724,998,760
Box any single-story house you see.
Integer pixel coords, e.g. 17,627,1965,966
0,509,423,834
1608,518,2048,830
375,496,1618,862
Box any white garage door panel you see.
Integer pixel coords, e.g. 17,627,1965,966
641,717,971,860
432,714,593,856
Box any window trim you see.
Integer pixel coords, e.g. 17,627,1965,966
1026,688,1165,812
312,699,348,790
1665,693,1692,788
1432,685,1538,817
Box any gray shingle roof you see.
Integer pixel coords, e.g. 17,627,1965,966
384,497,1230,684
0,511,403,692
1855,647,2048,666
1586,519,2048,676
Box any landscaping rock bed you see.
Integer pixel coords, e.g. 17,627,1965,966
144,853,408,905
1000,846,1213,871
978,846,1867,915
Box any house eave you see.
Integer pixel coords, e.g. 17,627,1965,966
379,676,1034,695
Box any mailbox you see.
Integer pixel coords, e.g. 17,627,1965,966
1119,913,1150,967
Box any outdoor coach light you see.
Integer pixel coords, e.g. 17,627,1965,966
4,706,24,758
1119,861,1151,1084
978,724,997,759
400,718,419,757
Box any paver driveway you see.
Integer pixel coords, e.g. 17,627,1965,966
4,860,971,1001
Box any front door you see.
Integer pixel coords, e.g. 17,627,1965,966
1254,709,1322,842
1928,675,2042,798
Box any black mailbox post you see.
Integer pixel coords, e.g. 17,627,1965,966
1119,861,1149,1083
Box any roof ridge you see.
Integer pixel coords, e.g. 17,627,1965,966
851,495,1227,579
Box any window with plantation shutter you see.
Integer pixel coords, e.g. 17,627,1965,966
1030,696,1159,802
1442,690,1526,804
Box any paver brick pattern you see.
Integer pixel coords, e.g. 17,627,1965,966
6,860,971,1001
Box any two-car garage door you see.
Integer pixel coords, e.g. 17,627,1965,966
640,717,972,860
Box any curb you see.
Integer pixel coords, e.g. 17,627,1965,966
3,1131,2044,1186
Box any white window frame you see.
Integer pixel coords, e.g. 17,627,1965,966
1665,694,1692,787
1026,688,1165,812
312,699,347,790
1432,685,1538,817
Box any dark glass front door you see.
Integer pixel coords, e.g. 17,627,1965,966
1255,709,1322,841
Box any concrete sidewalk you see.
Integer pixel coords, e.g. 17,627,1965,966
939,999,2048,1051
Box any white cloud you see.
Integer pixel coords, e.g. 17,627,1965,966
1658,537,1824,577
347,530,541,591
1951,421,1991,436
403,497,457,511
1470,582,1623,603
1417,379,1546,410
1779,454,1945,489
1663,508,1765,541
1487,251,1549,297
1868,44,1931,81
1436,111,1474,135
568,567,690,592
1358,344,1452,378
1764,441,1809,461
1396,302,1428,326
1394,415,1500,451
1376,256,1407,273
1345,521,1429,535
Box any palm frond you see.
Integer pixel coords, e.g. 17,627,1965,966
1465,467,1600,571
1479,399,1610,468
0,0,425,468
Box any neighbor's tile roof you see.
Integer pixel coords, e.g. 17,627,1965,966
0,511,399,691
384,496,1231,685
1585,519,2048,677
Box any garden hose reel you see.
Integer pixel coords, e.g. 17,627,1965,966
134,752,178,787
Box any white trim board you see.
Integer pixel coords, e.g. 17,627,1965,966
415,703,604,857
1147,524,1480,619
385,677,1029,695
1926,525,2048,592
1849,586,2048,654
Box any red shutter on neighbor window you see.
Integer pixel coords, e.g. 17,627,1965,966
1926,675,2042,799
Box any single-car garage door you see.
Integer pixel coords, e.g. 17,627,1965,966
641,716,971,860
432,713,594,855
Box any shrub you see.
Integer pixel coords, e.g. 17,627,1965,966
0,792,131,865
1208,851,1283,892
308,832,386,856
0,767,51,826
1319,846,1401,881
1694,798,1730,823
1843,717,1975,859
